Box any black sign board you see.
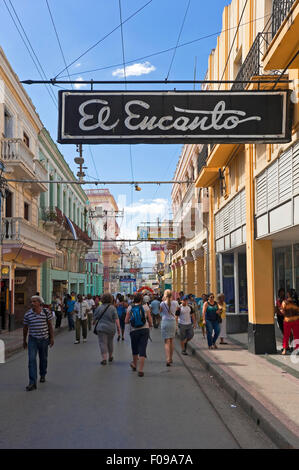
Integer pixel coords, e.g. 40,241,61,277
58,90,292,144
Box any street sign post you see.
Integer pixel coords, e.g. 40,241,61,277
58,90,292,145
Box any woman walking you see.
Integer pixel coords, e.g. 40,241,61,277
217,293,228,345
160,290,179,366
202,293,222,350
94,293,121,365
116,295,128,341
125,293,152,377
176,295,196,355
281,289,299,356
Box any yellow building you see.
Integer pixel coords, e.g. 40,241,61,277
171,145,209,298
194,0,299,354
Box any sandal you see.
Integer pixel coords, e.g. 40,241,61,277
109,357,113,362
138,371,144,377
166,362,171,367
130,362,136,371
101,360,107,365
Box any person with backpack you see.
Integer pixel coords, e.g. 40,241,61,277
93,293,121,365
116,295,128,341
160,290,179,366
125,293,153,377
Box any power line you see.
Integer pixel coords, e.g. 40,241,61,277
166,0,191,80
54,0,153,79
218,0,249,89
57,14,271,79
45,0,73,89
2,0,57,108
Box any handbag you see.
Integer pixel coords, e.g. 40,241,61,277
216,303,223,323
93,304,110,335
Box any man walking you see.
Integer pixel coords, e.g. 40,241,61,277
74,294,88,344
23,295,54,391
150,295,161,328
86,293,95,331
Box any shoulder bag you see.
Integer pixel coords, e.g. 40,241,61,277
93,304,111,335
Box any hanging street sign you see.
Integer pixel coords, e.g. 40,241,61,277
58,90,292,145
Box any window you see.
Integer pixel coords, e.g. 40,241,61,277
4,109,13,138
23,132,30,148
24,202,30,221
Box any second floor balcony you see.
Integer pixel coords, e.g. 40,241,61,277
0,138,47,193
1,217,56,264
263,0,299,71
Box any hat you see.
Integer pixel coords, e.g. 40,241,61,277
182,295,189,300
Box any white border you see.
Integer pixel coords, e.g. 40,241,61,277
60,91,288,140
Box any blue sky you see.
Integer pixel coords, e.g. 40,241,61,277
1,0,229,263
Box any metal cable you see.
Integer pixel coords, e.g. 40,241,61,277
54,0,153,79
166,0,191,80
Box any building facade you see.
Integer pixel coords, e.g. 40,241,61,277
85,189,121,293
171,145,209,299
194,0,299,353
38,128,93,304
0,48,56,328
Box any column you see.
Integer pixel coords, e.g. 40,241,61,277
183,259,188,293
234,252,239,314
176,261,182,294
208,187,216,293
245,144,276,354
186,260,195,294
195,256,205,297
172,264,177,294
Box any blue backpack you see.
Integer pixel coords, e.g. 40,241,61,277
130,304,146,328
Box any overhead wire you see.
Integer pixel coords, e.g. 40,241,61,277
218,0,249,89
165,0,191,80
54,0,153,79
2,0,57,108
58,14,271,79
45,0,73,89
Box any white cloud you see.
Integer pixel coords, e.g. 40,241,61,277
75,63,81,68
112,61,156,78
74,77,86,89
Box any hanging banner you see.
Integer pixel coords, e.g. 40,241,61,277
58,90,292,144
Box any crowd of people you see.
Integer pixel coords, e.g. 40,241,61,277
22,287,299,391
22,289,229,391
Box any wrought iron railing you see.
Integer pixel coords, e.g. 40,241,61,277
198,144,208,174
232,33,263,90
272,0,295,38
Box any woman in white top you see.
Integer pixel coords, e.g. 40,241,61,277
160,290,179,366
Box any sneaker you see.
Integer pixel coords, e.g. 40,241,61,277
182,350,188,355
26,383,37,391
83,339,87,343
40,376,46,383
74,340,80,344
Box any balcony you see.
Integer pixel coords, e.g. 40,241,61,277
40,206,93,248
263,0,299,70
1,217,56,265
198,144,208,174
0,138,48,193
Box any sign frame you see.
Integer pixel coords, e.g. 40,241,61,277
58,89,292,145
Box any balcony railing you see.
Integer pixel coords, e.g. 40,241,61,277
272,0,295,38
198,144,208,174
232,33,263,91
1,217,56,253
0,138,47,188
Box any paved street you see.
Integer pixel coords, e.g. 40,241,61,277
0,328,275,449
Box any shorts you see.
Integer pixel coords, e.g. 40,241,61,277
179,323,194,341
130,328,149,357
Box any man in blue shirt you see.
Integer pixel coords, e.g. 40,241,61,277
150,296,161,328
